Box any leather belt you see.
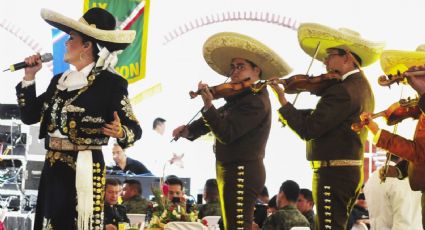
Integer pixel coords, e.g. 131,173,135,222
311,159,362,169
46,136,102,151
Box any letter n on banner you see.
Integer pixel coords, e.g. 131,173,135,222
83,0,150,84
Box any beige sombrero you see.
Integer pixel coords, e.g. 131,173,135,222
380,45,425,75
41,8,135,51
298,23,385,67
203,32,292,80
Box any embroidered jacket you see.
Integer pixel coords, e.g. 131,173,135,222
16,69,142,148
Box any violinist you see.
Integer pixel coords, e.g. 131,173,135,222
359,46,425,229
172,32,291,230
270,23,383,230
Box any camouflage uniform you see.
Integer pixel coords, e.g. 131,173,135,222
262,205,310,230
122,196,149,214
198,200,222,219
303,209,315,230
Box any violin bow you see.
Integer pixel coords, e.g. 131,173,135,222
292,41,321,105
170,69,235,142
381,85,405,183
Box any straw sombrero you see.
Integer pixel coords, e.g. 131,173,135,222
298,23,385,67
380,45,425,75
41,8,135,52
203,32,292,80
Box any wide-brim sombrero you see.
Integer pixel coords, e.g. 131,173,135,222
298,23,385,67
203,32,292,80
380,45,425,75
41,8,135,52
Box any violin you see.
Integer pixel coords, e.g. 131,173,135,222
351,97,421,132
378,70,425,87
189,78,255,99
272,72,342,95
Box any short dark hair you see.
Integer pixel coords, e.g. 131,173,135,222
260,186,269,197
165,175,184,189
268,195,277,209
106,178,122,187
330,48,362,67
124,179,142,195
245,59,263,78
153,117,166,129
204,178,219,199
279,180,300,202
299,188,313,202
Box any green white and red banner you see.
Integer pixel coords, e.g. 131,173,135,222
84,0,150,83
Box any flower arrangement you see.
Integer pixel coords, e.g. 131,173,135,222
146,182,204,229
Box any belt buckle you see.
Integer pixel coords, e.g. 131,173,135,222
50,137,62,150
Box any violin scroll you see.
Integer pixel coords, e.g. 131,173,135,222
378,70,425,87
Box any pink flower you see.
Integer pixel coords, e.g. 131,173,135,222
202,219,208,226
162,183,169,196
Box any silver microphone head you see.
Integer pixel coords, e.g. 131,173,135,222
40,53,53,62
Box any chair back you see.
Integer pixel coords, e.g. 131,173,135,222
164,222,207,230
127,213,145,230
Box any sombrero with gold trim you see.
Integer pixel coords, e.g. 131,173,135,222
298,23,385,67
41,8,135,52
203,32,292,80
380,45,425,75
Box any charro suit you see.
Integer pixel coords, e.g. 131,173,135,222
278,71,374,230
187,88,271,230
376,94,425,228
16,69,142,230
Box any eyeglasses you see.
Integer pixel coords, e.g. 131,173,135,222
230,63,247,72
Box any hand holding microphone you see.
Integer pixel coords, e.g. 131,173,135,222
3,53,53,79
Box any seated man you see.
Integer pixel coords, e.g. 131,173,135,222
109,143,152,175
261,180,310,230
122,179,149,214
297,188,315,230
104,178,130,230
164,175,185,203
198,178,221,219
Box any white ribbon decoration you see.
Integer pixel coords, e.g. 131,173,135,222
76,150,94,230
96,47,123,70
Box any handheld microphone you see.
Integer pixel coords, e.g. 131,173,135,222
3,53,53,72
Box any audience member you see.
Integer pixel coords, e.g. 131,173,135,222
110,143,152,175
198,178,222,218
153,117,166,135
297,188,315,230
261,180,310,230
364,156,422,230
164,175,185,203
104,178,130,230
258,186,270,204
347,190,369,230
267,195,278,216
122,179,149,214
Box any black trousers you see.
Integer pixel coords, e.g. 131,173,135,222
313,166,362,230
216,160,265,230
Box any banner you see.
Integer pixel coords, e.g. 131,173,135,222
83,0,150,83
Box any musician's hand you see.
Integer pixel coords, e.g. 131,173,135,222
198,81,213,110
269,77,288,106
23,53,43,80
379,165,399,180
359,112,379,134
172,125,190,141
102,111,124,138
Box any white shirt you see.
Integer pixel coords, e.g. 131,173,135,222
364,167,422,230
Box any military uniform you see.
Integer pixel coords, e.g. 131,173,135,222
279,72,374,229
16,69,141,230
198,200,222,219
303,209,315,230
104,203,130,227
187,88,271,230
122,196,149,214
262,205,310,230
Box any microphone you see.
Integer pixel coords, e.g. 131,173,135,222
3,53,53,72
